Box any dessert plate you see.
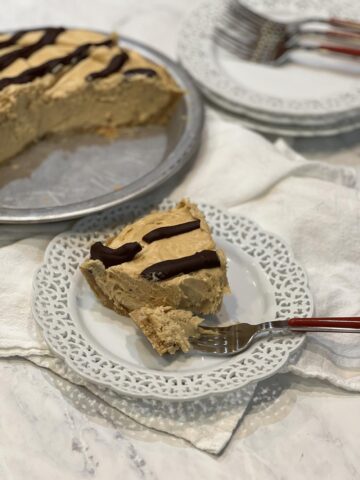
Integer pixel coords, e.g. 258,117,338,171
178,0,360,122
33,199,313,401
0,37,203,224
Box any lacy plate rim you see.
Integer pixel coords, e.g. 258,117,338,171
32,199,313,400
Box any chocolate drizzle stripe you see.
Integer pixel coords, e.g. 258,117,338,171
0,31,26,49
142,219,201,244
0,38,113,92
0,27,57,50
124,67,157,78
0,30,29,49
141,250,221,281
86,52,129,81
90,241,142,269
0,27,65,71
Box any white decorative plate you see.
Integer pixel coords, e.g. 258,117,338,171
178,0,360,120
32,199,313,400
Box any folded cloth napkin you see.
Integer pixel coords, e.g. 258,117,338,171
173,112,360,392
1,110,360,454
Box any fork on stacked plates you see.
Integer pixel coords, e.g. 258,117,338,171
216,0,360,64
178,0,360,137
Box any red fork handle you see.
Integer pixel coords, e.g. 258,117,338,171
319,43,360,57
289,317,360,330
329,18,360,32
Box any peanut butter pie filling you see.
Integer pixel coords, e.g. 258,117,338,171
81,200,230,355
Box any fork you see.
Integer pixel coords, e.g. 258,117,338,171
190,317,360,356
216,0,360,64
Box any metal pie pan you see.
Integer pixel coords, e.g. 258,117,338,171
0,36,204,223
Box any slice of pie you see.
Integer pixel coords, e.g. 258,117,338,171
130,306,202,355
81,200,229,319
0,27,182,164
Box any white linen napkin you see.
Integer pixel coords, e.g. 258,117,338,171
1,110,360,454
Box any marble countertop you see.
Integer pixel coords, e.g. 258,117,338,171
2,360,360,480
1,1,360,479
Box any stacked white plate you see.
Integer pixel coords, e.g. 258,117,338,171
178,0,360,137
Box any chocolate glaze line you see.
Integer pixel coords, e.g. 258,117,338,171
124,67,157,78
0,27,53,50
141,250,221,281
0,39,113,91
0,30,29,49
86,51,129,81
90,241,142,269
0,27,65,71
142,219,201,244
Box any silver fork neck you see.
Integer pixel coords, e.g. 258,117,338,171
263,320,289,331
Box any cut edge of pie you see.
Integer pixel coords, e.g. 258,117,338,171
130,306,203,355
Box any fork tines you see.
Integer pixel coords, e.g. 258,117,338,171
225,0,267,27
215,0,287,62
191,330,233,355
